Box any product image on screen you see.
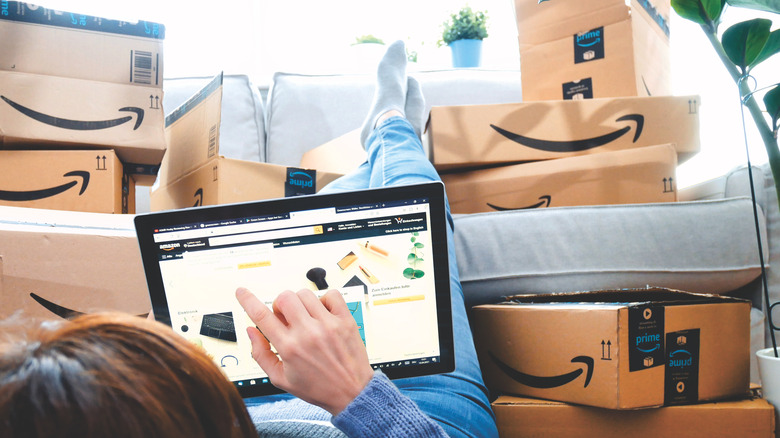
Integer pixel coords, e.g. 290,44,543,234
135,183,454,397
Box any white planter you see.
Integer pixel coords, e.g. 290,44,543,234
756,347,780,423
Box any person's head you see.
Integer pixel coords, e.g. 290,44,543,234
0,312,256,438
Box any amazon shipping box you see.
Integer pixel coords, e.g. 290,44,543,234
0,206,149,321
514,0,670,49
0,1,164,86
472,288,751,409
515,0,671,100
0,3,166,184
492,393,774,438
151,74,341,211
440,144,677,214
427,95,700,170
0,150,135,214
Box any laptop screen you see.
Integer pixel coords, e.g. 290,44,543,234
134,182,454,398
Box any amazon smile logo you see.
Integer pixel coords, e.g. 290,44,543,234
30,293,148,320
490,114,644,153
0,171,89,201
487,195,551,211
489,351,594,389
193,188,203,207
1,96,144,131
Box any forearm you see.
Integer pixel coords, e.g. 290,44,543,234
332,370,448,438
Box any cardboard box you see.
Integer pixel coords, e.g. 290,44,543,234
0,206,149,321
151,159,342,211
472,288,751,409
493,393,775,438
0,1,165,87
299,129,366,175
0,149,135,213
0,71,166,185
514,0,670,49
427,95,700,170
441,144,677,213
520,2,670,101
152,74,342,211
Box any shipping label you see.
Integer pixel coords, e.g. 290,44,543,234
664,328,700,405
628,304,664,371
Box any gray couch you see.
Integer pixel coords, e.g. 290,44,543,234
152,72,773,382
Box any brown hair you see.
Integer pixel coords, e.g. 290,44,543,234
0,313,256,438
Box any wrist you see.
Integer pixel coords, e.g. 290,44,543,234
326,367,374,416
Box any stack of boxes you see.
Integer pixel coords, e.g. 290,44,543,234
432,0,692,215
426,1,775,435
0,2,167,214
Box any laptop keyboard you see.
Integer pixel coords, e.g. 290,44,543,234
200,312,237,342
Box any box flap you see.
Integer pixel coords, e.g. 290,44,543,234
159,73,223,186
500,287,750,306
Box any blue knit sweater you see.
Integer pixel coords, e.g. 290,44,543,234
248,370,447,437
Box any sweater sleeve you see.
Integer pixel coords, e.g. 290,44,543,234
331,370,448,438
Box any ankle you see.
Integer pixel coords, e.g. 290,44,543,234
375,109,404,127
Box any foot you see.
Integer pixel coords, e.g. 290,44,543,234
360,40,408,147
405,76,426,140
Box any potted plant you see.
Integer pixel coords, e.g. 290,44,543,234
671,0,779,410
440,6,489,68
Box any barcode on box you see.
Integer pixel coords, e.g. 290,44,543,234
130,50,153,85
209,125,217,157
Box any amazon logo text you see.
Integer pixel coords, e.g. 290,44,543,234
288,171,313,188
159,242,181,251
636,332,660,353
576,29,601,47
668,349,693,368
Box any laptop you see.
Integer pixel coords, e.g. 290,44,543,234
134,182,455,398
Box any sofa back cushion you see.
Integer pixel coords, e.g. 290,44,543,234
264,69,523,166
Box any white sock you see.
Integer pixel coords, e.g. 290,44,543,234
360,40,408,147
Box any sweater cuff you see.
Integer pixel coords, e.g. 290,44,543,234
331,370,446,438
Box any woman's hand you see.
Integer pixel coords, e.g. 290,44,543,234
236,287,374,415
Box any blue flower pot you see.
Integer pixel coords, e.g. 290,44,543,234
450,39,482,68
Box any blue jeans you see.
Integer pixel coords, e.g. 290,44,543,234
248,117,498,438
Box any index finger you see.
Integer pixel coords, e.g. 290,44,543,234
236,287,285,339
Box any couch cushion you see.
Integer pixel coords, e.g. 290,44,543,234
265,70,523,166
453,197,767,307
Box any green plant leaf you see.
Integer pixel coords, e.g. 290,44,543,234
403,268,415,279
414,242,424,248
765,85,780,131
408,253,417,265
413,270,425,279
411,236,416,243
752,29,780,68
727,0,780,13
672,0,726,25
722,18,772,72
